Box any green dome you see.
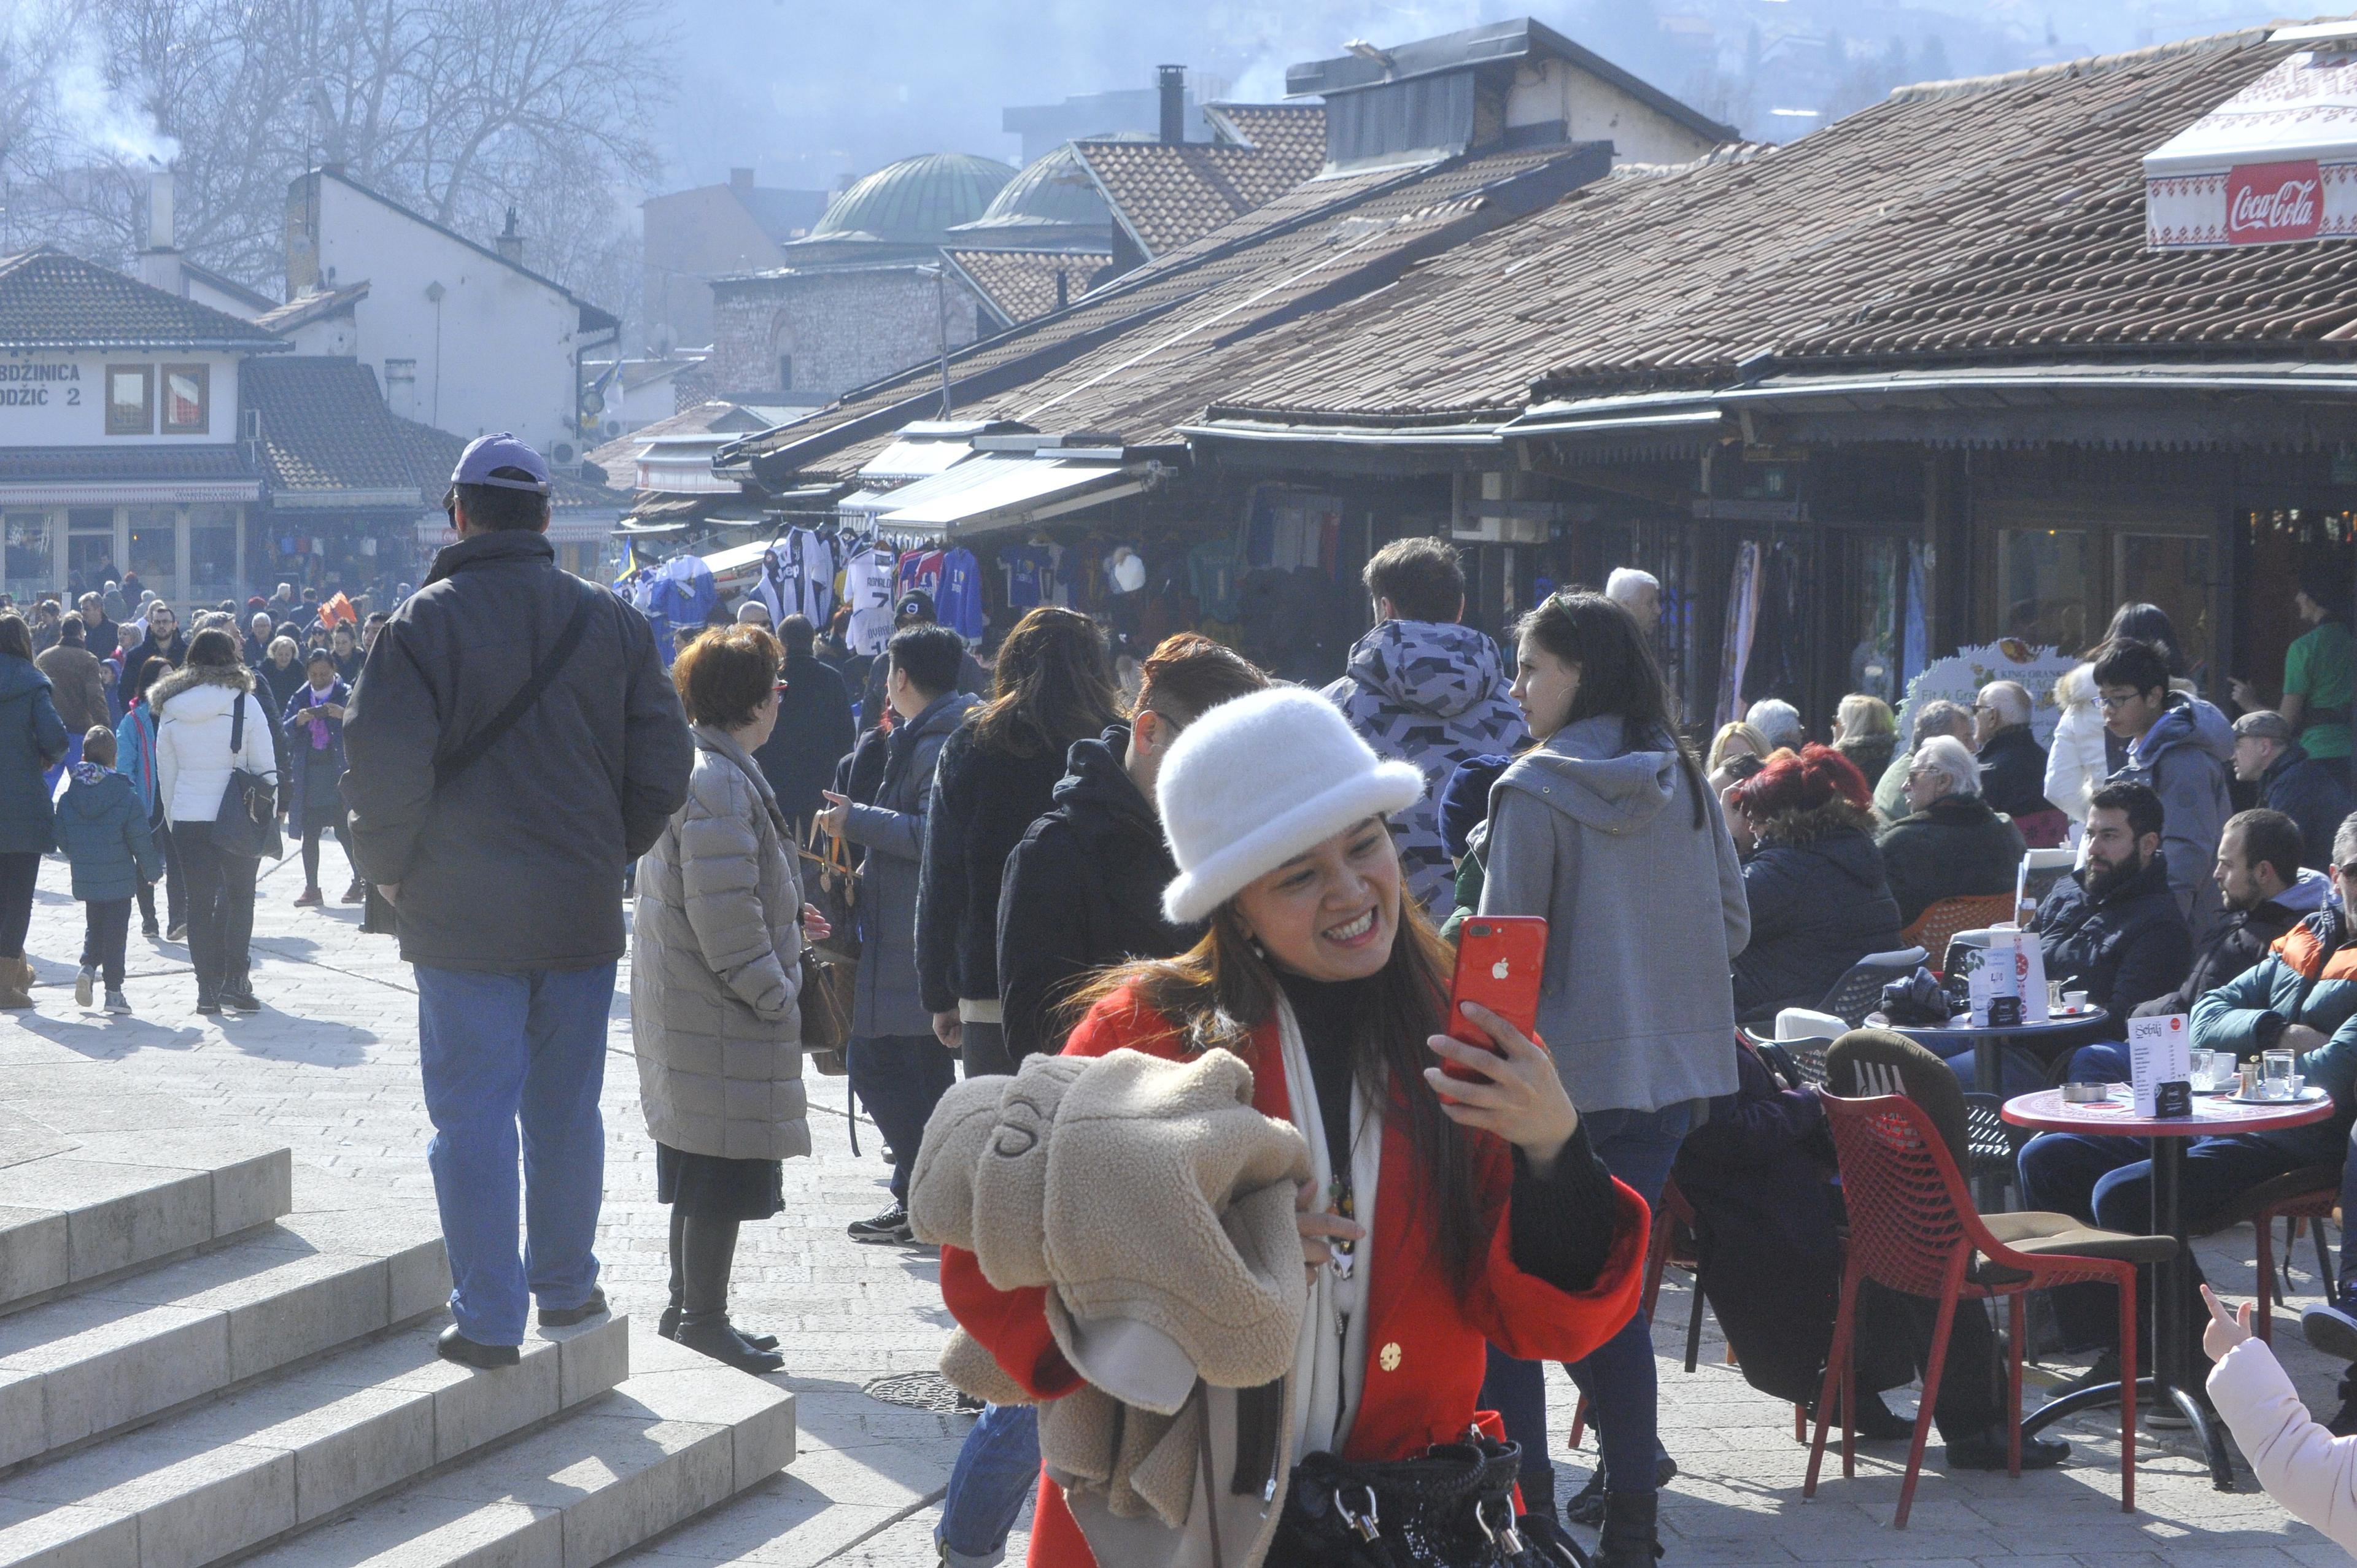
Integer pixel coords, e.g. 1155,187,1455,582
810,153,1018,242
952,144,1110,236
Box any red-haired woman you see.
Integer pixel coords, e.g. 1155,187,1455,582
1728,743,1903,1022
936,686,1648,1567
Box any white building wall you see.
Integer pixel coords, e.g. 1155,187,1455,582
309,179,584,462
0,350,242,445
1507,60,1724,166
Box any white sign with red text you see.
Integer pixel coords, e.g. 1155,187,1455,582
2146,49,2357,249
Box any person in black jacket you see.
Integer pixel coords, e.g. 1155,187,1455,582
856,591,983,732
997,635,1266,1063
2027,781,2192,1019
342,434,693,1371
1730,744,1905,1023
916,606,1120,1077
115,601,185,711
2235,709,2355,873
1875,735,2028,928
751,614,855,837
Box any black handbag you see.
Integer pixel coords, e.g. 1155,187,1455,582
1272,1431,1577,1568
212,690,282,862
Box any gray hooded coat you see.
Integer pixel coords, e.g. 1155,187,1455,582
2112,693,2236,947
1479,714,1749,1114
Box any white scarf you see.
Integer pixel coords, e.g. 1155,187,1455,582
1271,992,1384,1460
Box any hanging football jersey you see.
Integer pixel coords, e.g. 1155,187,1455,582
937,547,986,638
845,546,899,655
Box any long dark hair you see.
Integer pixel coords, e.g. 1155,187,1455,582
2097,603,2183,676
1514,590,1708,828
969,606,1120,760
0,614,28,662
1067,885,1487,1291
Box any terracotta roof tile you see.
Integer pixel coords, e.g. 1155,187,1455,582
942,247,1114,325
1074,135,1325,258
241,357,420,500
1203,104,1327,164
0,246,283,349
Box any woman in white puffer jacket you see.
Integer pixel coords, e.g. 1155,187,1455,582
154,627,277,1015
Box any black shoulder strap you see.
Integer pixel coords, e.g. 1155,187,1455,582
435,586,601,788
229,685,244,752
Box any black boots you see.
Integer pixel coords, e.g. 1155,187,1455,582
1594,1491,1663,1567
664,1209,783,1373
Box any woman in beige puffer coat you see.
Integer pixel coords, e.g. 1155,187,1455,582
633,623,820,1374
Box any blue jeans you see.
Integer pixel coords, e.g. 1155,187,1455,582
1480,1102,1693,1500
416,963,615,1346
2017,1128,2300,1355
936,1401,1039,1567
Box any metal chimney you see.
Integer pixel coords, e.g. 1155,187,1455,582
1157,65,1186,144
495,207,524,265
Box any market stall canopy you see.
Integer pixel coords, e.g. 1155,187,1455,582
843,449,1156,539
2146,20,2357,249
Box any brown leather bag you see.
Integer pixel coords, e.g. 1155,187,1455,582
796,822,861,1075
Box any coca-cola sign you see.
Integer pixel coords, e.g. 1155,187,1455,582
2226,160,2324,243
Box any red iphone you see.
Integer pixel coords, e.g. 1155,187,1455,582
1444,917,1547,1081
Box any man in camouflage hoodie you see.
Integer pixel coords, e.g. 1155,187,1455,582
1322,537,1527,918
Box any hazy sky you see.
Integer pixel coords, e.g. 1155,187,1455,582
651,0,2296,192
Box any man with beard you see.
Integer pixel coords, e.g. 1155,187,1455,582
2023,808,2357,1413
2026,780,2192,1018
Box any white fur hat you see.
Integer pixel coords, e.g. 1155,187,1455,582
1156,686,1424,924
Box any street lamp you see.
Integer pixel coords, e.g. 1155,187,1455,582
915,263,953,419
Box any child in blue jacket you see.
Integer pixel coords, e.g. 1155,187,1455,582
54,726,162,1011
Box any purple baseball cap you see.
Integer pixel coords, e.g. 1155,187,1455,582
449,432,551,495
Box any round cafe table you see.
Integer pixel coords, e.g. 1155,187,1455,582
1871,1008,2110,1097
2003,1086,2334,1491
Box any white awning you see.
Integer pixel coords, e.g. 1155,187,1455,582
862,454,1146,539
858,435,981,484
2145,31,2357,249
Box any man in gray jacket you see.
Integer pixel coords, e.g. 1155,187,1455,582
818,622,977,1245
343,434,692,1369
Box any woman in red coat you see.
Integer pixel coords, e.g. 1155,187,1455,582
936,686,1651,1567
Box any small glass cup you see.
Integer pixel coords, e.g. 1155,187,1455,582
2263,1048,2297,1100
2189,1050,2220,1092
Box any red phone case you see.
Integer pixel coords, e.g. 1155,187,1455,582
1443,917,1547,1080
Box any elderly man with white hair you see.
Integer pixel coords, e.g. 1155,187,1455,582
734,598,773,628
1745,697,1805,754
1972,678,2059,837
1605,566,1661,631
1875,733,2028,927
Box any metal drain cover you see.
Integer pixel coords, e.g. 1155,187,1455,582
863,1370,975,1412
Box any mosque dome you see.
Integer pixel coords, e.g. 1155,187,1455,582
808,153,1018,243
951,144,1112,238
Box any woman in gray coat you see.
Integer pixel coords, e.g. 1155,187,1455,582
633,624,826,1373
1474,590,1750,1553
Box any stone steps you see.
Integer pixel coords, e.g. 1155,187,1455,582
0,1313,629,1568
0,1207,450,1470
0,1123,293,1316
239,1330,795,1568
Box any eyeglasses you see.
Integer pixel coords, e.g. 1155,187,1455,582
2095,692,2148,711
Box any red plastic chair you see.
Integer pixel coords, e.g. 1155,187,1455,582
1809,1094,2168,1526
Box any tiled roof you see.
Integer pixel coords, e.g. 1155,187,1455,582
942,248,1113,326
393,417,621,513
1206,27,2357,425
585,400,773,482
0,247,285,350
1202,104,1326,164
1071,136,1326,258
0,446,254,482
719,139,1612,485
254,283,368,336
242,357,423,503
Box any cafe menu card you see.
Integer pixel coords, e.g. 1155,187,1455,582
2127,1014,2193,1118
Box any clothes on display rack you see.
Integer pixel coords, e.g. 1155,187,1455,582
751,528,838,628
1187,537,1244,621
934,547,985,639
844,544,899,655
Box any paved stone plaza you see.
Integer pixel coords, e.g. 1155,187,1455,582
3,847,2352,1566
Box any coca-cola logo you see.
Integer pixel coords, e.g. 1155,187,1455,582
2227,160,2323,243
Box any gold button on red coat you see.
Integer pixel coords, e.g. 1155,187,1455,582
1379,1342,1402,1372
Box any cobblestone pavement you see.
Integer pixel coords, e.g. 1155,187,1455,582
6,847,2353,1565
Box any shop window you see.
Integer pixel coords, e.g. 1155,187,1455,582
2,511,51,598
105,365,153,435
126,506,176,601
1996,528,2091,653
66,507,115,592
161,364,209,434
2115,533,2213,684
188,504,238,601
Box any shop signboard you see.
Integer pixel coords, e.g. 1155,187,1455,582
2145,34,2357,249
1894,639,2080,751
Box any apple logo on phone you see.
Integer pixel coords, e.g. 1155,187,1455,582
1491,959,1510,980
